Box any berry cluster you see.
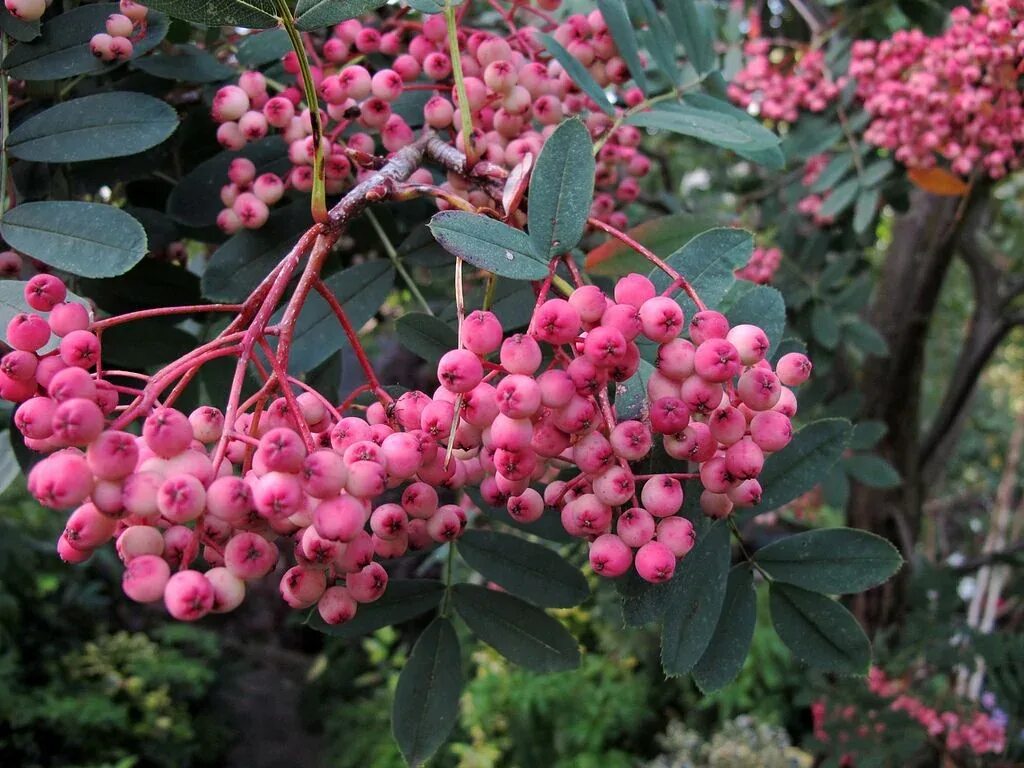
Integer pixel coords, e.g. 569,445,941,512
212,7,652,233
735,246,781,285
1,267,810,623
812,668,1008,762
89,0,149,63
850,0,1024,179
795,154,836,226
727,40,842,123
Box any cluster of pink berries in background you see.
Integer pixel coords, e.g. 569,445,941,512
734,246,781,285
850,0,1024,179
728,39,842,123
218,157,286,234
89,0,149,63
731,1,1024,181
812,668,1007,763
795,154,836,226
0,268,810,622
212,6,653,233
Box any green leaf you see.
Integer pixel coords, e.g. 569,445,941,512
395,313,458,365
811,303,840,349
428,211,549,280
755,528,902,594
457,529,588,608
842,454,902,489
167,137,289,228
821,464,850,511
528,119,595,259
726,285,786,356
818,178,859,219
0,8,41,42
464,486,574,545
861,159,893,188
810,153,854,193
538,34,614,117
295,0,386,30
307,579,445,638
649,227,752,316
661,520,731,676
102,319,196,368
7,93,178,163
586,213,716,276
628,96,783,167
769,583,871,674
637,0,678,86
452,583,580,672
133,44,235,82
751,419,852,514
853,187,879,234
0,281,91,354
1,202,146,278
282,260,394,374
617,358,654,421
782,116,843,160
392,617,463,768
0,432,21,497
3,4,167,81
138,0,276,28
236,28,291,66
844,318,889,357
849,420,887,451
664,0,714,75
201,204,312,301
597,0,649,93
692,566,756,692
405,0,444,11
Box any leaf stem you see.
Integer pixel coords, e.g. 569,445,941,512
1,33,9,216
728,517,772,581
445,0,476,167
275,0,327,223
365,208,433,315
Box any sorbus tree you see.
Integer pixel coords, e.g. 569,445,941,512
0,0,912,762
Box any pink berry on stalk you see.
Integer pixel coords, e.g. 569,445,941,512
165,570,215,620
635,541,677,583
775,352,813,386
589,533,633,577
437,348,484,393
122,555,171,603
657,517,696,558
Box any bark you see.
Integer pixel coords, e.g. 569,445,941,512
847,187,982,632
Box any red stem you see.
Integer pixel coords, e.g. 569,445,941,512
588,217,707,311
312,278,388,402
91,303,243,332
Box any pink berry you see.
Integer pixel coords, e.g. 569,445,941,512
657,517,695,558
614,273,656,308
689,310,729,344
24,274,67,312
164,570,215,620
737,368,783,411
639,297,685,342
225,532,278,579
7,313,51,352
143,408,192,458
206,567,246,613
48,301,90,337
51,397,104,446
589,533,633,577
318,585,358,625
347,561,388,602
123,554,171,603
15,397,57,440
640,475,684,518
693,339,741,383
749,410,793,452
617,506,656,548
5,0,45,21
64,502,116,550
437,348,484,393
157,474,206,523
775,352,813,386
499,333,543,375
727,324,770,365
635,540,676,583
58,329,100,369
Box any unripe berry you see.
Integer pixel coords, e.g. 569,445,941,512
206,567,246,613
117,525,164,562
212,85,250,122
189,406,224,443
635,540,676,583
5,0,45,21
106,13,134,37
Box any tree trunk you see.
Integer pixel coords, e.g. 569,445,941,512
848,187,983,633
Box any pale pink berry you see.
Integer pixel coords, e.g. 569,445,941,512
657,517,695,558
318,585,358,625
727,478,763,507
345,460,387,498
495,374,542,419
426,506,462,542
737,368,782,411
58,329,99,368
64,502,116,550
157,474,206,523
727,324,770,365
189,406,224,443
51,397,104,446
313,495,367,541
462,310,503,356
600,303,642,341
279,565,327,609
635,540,676,583
500,333,543,375
532,299,581,346
749,410,793,452
24,274,67,312
206,476,253,525
117,525,164,562
639,297,684,342
15,397,57,440
253,471,303,519
48,301,90,337
28,450,94,509
568,285,608,324
5,0,45,21
206,567,246,613
610,420,652,461
122,554,171,603
709,405,747,446
347,561,388,602
437,348,483,393
224,532,278,579
212,85,250,122
589,533,633,577
109,35,133,61
693,339,741,383
7,313,50,352
775,352,813,386
402,482,439,519
58,533,92,563
370,503,408,540
143,408,192,458
614,273,655,308
700,490,734,519
121,471,163,521
583,325,628,368
725,438,764,479
689,310,729,344
617,506,656,548
507,487,543,522
228,158,256,185
640,475,684,518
